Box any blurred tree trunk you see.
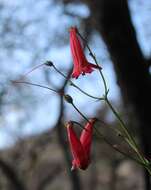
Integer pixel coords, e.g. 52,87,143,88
55,69,82,190
0,158,26,190
84,0,151,189
56,97,82,190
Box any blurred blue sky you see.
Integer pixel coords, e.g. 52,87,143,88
0,0,151,148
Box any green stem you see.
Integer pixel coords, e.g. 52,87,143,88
77,31,108,95
12,81,59,94
71,103,89,123
71,83,102,100
99,69,108,96
23,63,45,77
92,55,108,96
100,69,151,174
77,30,151,174
52,64,101,100
71,102,144,166
95,131,146,166
105,97,147,164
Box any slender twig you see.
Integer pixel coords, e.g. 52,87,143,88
46,63,101,100
70,120,88,131
78,29,151,174
70,102,143,166
105,97,150,168
22,63,45,77
71,102,89,123
77,31,108,95
12,80,59,94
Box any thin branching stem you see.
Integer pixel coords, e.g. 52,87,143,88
12,81,59,94
78,29,151,174
23,63,45,77
50,64,101,100
70,102,144,166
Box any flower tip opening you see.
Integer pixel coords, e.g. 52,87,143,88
87,117,98,124
92,117,98,122
71,165,75,171
69,26,78,33
65,121,73,128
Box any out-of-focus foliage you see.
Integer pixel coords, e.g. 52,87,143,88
0,0,87,146
0,0,118,147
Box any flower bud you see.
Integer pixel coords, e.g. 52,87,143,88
64,94,73,104
45,61,54,67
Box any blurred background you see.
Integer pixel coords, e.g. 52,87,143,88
0,0,151,189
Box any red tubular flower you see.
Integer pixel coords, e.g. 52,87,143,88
69,27,101,78
66,118,96,170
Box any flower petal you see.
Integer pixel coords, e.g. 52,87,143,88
80,118,96,157
66,122,88,170
69,26,101,78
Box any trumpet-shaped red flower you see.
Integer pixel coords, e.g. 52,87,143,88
66,118,96,170
69,27,101,78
